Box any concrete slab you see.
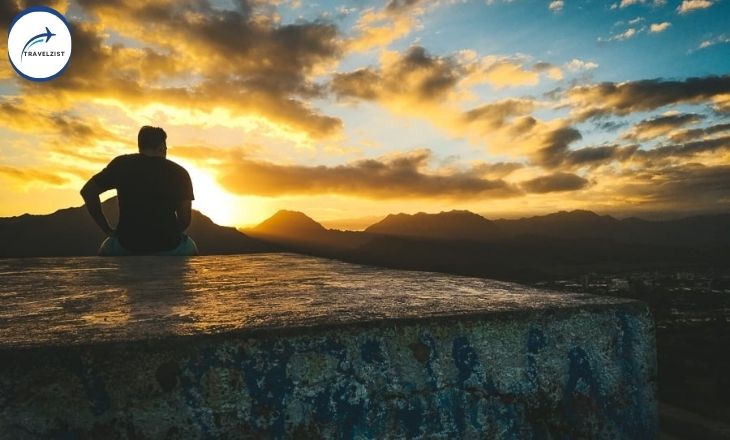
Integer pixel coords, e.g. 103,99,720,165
0,253,657,438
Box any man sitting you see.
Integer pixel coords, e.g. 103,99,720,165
80,126,198,256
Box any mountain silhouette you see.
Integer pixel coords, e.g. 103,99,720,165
492,210,622,241
0,197,275,257
361,209,730,246
365,210,501,241
246,210,370,252
240,208,730,281
252,210,327,236
3,202,728,282
493,210,730,246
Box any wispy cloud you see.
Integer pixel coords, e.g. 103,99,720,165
698,34,730,50
565,59,599,72
599,27,642,42
612,0,666,9
649,22,671,33
548,1,564,12
677,0,713,14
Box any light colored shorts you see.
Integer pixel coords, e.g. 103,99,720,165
98,235,199,256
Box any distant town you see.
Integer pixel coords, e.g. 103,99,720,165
537,269,730,296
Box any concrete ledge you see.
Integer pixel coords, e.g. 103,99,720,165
0,254,657,438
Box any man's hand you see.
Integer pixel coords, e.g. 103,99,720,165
80,180,114,236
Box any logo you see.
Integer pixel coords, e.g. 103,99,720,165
7,6,72,82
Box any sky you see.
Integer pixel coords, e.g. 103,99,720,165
1,0,729,229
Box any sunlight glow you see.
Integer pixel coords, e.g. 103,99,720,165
176,159,238,227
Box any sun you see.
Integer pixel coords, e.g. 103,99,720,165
176,160,237,227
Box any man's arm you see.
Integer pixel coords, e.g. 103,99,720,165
80,180,114,236
176,200,192,233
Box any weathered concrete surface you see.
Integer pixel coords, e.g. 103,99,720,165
0,254,656,438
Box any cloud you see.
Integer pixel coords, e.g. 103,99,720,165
520,172,589,193
0,165,69,187
533,62,564,81
29,1,344,139
612,164,730,212
668,122,730,143
567,75,730,119
469,162,524,179
217,149,521,199
331,46,566,163
563,145,638,168
621,113,704,141
0,98,122,144
331,46,463,105
649,22,671,33
534,126,583,168
565,59,599,72
599,27,639,42
677,0,713,14
637,135,730,161
615,0,666,7
462,99,538,130
332,46,556,119
346,0,426,52
480,61,541,88
698,34,730,50
549,1,564,12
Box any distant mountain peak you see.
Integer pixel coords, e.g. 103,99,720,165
365,209,498,241
253,210,326,235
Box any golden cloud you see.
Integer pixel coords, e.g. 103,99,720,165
216,148,522,199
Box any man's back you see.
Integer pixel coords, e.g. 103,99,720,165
92,154,194,252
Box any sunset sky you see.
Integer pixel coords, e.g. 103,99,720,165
1,0,729,229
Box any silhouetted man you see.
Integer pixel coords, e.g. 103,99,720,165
81,126,198,256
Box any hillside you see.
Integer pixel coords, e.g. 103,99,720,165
0,197,274,257
365,210,501,241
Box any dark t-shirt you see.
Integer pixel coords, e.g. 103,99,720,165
92,154,194,253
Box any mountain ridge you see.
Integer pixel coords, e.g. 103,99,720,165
0,197,275,257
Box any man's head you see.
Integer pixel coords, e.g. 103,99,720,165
138,126,167,158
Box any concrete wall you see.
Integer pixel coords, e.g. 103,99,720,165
1,304,656,439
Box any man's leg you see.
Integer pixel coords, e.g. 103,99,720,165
155,235,199,256
97,236,132,256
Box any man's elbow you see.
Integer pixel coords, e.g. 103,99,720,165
80,181,98,201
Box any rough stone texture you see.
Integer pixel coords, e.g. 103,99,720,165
0,254,657,439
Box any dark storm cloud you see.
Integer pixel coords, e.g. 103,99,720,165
217,149,520,199
569,75,730,119
519,172,589,193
